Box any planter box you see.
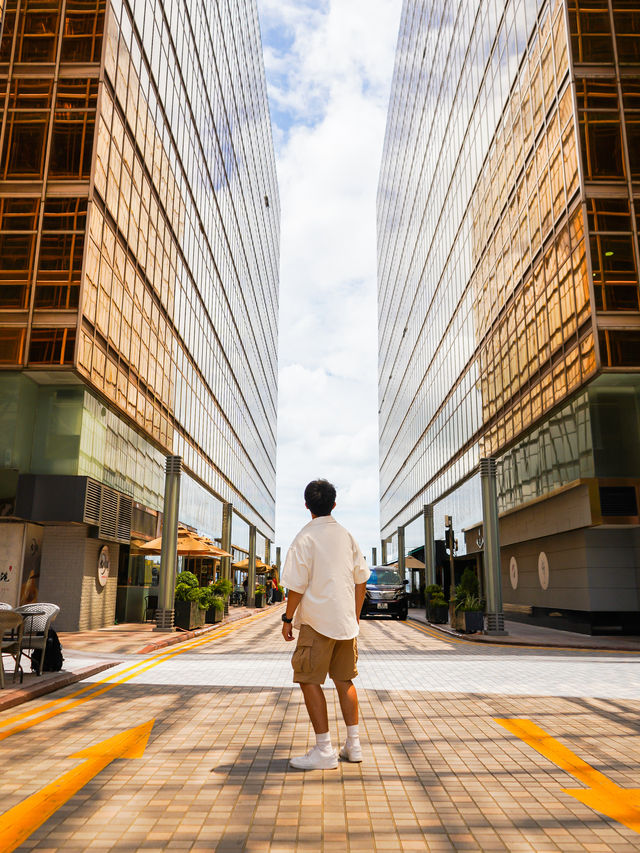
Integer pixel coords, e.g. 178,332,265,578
255,593,265,608
427,603,449,624
174,600,205,630
461,610,484,633
205,606,224,624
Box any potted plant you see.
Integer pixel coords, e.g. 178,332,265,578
449,567,483,631
426,587,449,624
254,584,266,608
458,593,484,633
203,587,225,624
174,571,207,630
212,577,233,616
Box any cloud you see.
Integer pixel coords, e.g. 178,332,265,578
257,0,402,556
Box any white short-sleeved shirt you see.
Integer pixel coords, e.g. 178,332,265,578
281,516,370,640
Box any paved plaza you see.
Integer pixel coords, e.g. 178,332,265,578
1,607,640,852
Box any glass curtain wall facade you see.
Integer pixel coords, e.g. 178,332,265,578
378,0,640,631
0,0,279,625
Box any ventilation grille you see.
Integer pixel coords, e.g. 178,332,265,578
83,479,132,543
84,479,101,525
600,486,638,517
117,496,132,542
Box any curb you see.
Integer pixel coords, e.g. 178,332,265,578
135,605,279,654
0,661,117,712
410,614,640,652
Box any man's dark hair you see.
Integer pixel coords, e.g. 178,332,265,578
304,479,336,516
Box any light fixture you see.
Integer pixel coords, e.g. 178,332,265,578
605,250,614,256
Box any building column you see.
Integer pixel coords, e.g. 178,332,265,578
264,539,271,566
221,502,232,582
480,457,507,635
275,546,281,571
247,524,256,607
423,504,436,587
397,526,405,581
381,538,388,565
371,546,377,566
155,455,182,631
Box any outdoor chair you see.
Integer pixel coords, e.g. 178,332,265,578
144,594,158,623
0,611,24,689
14,603,60,676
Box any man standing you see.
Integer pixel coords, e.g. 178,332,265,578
281,479,370,770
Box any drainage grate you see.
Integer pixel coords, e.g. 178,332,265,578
599,486,638,517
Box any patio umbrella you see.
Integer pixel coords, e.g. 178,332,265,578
232,557,270,570
140,526,232,558
391,556,425,570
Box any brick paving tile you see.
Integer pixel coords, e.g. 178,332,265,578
1,609,640,851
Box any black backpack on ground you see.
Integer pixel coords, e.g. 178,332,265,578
30,628,64,672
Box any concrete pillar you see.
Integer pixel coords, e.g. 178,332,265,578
397,526,405,581
275,546,281,571
247,524,256,607
480,457,507,635
381,539,388,565
423,504,436,587
221,502,232,582
371,547,377,566
155,455,182,631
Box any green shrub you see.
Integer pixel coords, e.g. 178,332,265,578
426,583,443,595
255,584,266,594
429,594,447,606
212,577,233,598
459,594,483,612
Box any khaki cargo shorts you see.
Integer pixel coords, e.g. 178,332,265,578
292,624,358,684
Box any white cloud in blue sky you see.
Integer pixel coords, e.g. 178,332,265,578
257,0,402,557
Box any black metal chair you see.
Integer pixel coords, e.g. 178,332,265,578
144,594,158,622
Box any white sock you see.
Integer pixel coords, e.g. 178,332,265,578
316,731,333,752
346,724,360,745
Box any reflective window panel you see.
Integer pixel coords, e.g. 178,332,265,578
377,0,640,539
0,0,280,538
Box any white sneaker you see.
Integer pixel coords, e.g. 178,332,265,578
339,740,363,762
289,745,338,770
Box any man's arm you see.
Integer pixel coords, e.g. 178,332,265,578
355,582,367,623
281,589,304,641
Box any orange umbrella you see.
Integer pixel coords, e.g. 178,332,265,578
232,557,270,570
140,526,232,558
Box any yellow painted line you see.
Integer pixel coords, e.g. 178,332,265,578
0,607,278,738
0,719,154,853
406,618,469,645
496,718,640,834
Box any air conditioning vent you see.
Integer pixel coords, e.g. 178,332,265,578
600,486,638,517
99,486,118,540
117,495,132,542
83,480,133,543
84,479,101,525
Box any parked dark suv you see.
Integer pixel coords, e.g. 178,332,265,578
360,566,409,620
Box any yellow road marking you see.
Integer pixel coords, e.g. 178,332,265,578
0,607,278,739
496,717,640,835
0,719,154,853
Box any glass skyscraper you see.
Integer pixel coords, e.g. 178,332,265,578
0,0,279,628
378,0,640,632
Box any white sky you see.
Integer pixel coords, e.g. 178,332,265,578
257,0,403,559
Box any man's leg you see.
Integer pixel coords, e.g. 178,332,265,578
299,682,329,733
333,679,358,726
